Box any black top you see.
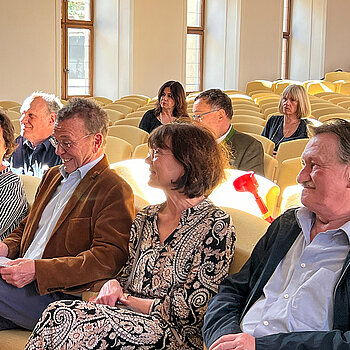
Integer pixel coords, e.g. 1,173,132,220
262,115,308,152
139,109,161,133
9,136,62,175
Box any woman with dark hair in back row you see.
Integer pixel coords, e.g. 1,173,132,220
139,80,189,133
26,123,235,350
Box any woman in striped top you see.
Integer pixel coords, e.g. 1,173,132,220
0,110,28,241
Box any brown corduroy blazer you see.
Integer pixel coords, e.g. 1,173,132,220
3,155,135,295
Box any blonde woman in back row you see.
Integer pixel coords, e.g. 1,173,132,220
262,84,311,155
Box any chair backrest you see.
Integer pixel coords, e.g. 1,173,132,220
264,153,278,181
126,111,146,119
233,109,265,119
105,136,133,164
318,114,350,123
114,117,142,127
247,133,275,155
274,157,302,216
325,71,350,82
104,109,125,124
306,81,337,95
0,101,21,110
89,96,113,105
338,100,350,109
113,100,140,111
338,82,350,96
19,175,41,208
103,104,133,115
311,107,349,119
8,105,22,113
117,97,146,107
327,96,350,105
260,101,280,114
232,103,260,112
263,106,280,118
275,138,308,171
108,125,149,150
246,80,273,95
310,103,334,111
232,123,264,135
6,110,21,120
220,206,270,274
11,119,21,134
119,94,150,103
132,143,148,159
231,116,266,126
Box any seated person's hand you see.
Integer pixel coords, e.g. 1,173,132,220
0,258,36,288
209,333,255,350
89,279,129,307
0,242,8,257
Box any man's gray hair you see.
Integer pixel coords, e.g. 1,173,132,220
309,118,350,164
21,92,62,115
57,98,109,146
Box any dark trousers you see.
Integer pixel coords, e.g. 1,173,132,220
0,276,80,330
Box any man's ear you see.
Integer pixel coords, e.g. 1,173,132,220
93,133,103,152
48,112,56,125
217,108,226,121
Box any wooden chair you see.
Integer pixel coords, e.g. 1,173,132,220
119,94,150,103
89,96,113,105
0,101,21,110
247,133,275,156
103,104,133,115
275,139,308,178
318,114,350,123
231,116,265,126
108,125,149,150
274,157,303,216
246,80,273,95
220,207,270,274
126,111,146,119
8,105,22,113
311,107,349,119
105,136,133,164
132,143,148,159
20,175,41,208
6,110,21,120
338,82,350,95
305,81,337,95
338,100,350,109
114,117,142,127
325,71,350,82
232,123,264,135
233,110,265,119
264,153,278,181
231,103,260,112
104,109,125,125
263,106,280,119
117,97,147,107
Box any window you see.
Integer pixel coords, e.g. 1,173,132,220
281,0,291,79
61,0,94,99
186,0,205,92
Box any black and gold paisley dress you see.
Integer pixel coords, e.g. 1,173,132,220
26,199,235,349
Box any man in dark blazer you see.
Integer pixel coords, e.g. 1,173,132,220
0,98,135,330
193,89,264,176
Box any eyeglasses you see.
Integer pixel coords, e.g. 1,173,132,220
191,110,219,122
147,148,173,161
50,133,94,151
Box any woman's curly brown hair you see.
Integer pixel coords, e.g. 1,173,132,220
148,123,229,198
0,109,17,159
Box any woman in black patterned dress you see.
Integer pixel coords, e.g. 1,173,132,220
26,123,235,350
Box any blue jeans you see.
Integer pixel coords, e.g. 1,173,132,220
0,276,80,330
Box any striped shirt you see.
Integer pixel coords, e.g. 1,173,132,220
0,167,28,241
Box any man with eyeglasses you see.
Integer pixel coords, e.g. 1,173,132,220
0,98,134,331
192,89,264,176
10,92,62,176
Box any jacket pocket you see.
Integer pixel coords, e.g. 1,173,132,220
65,218,92,255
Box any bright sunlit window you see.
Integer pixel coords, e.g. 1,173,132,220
61,0,94,99
186,0,205,92
281,0,291,79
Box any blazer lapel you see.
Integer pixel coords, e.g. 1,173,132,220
51,156,109,233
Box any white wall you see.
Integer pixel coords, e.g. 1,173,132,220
132,0,187,98
0,0,60,102
238,0,283,91
324,0,350,73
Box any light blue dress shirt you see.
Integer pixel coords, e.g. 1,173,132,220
23,155,103,260
241,206,350,337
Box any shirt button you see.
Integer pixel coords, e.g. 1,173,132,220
284,294,289,299
263,321,269,326
301,263,306,268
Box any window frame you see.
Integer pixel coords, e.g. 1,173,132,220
61,0,94,99
282,0,291,79
186,0,205,93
